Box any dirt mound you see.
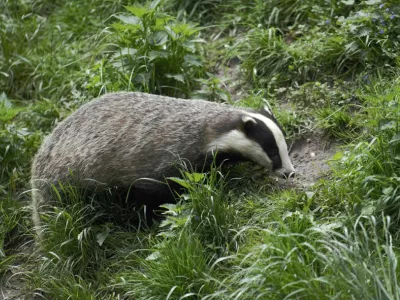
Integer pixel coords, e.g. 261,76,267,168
289,135,337,186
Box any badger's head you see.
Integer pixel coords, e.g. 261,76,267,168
207,106,295,179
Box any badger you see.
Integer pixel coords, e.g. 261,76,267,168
31,92,295,234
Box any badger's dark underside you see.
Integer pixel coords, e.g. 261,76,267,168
48,151,253,227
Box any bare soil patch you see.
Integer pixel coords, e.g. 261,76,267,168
289,135,338,187
1,271,25,300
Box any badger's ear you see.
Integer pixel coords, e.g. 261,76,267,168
239,115,257,132
260,105,274,117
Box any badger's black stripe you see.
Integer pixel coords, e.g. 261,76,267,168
258,107,286,137
245,118,282,171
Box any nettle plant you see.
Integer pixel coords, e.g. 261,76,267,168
336,1,400,70
88,0,205,97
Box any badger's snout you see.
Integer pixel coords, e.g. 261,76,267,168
275,168,296,179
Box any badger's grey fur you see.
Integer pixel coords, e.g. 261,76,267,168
31,92,295,234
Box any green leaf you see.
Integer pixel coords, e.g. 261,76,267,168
390,133,400,144
379,120,396,130
112,48,138,61
149,31,168,46
96,226,110,246
184,55,203,67
145,251,160,261
332,151,344,160
359,28,371,37
365,0,381,5
165,74,185,83
184,172,205,183
363,175,379,184
125,5,151,18
115,15,140,25
148,0,162,10
168,177,191,189
155,15,173,28
383,186,394,195
0,93,11,109
112,23,141,33
149,50,168,61
159,203,179,216
341,0,355,5
164,25,178,40
216,91,229,102
345,42,359,52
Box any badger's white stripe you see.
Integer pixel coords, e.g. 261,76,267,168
243,111,295,174
207,130,272,169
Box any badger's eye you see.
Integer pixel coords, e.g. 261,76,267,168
269,150,279,158
269,150,282,170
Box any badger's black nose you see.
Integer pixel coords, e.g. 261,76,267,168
283,171,296,179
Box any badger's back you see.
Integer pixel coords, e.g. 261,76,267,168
32,92,242,190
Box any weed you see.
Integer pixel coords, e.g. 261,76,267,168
88,0,207,98
165,161,240,253
231,2,400,89
164,0,227,24
112,230,214,299
213,215,400,299
316,106,361,140
193,73,231,102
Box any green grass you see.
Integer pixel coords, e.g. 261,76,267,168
1,0,400,298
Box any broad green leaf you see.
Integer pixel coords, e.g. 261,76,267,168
145,251,160,261
149,50,168,61
168,177,191,189
125,5,151,18
112,48,138,60
165,74,185,83
155,15,173,28
379,120,396,130
159,203,179,216
361,205,374,215
363,175,379,184
383,186,394,195
349,24,359,33
115,15,140,25
112,23,141,33
184,55,203,67
96,226,110,246
0,93,11,109
365,0,381,5
359,28,371,37
216,91,229,102
133,73,150,86
182,41,196,53
390,133,400,144
148,0,161,9
149,31,168,46
169,23,190,35
183,172,205,183
341,0,354,5
332,151,344,160
345,42,358,52
164,25,178,40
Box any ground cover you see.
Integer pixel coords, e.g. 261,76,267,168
1,0,400,299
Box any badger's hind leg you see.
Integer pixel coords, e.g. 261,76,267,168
131,184,179,227
31,180,54,243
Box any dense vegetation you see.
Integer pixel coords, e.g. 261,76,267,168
1,0,400,298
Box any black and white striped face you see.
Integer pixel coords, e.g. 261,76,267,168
207,106,295,178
